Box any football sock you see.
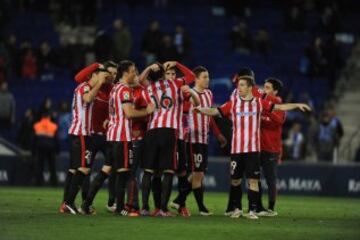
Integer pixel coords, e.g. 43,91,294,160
115,171,130,212
84,170,108,208
81,175,90,202
141,171,152,211
193,187,207,212
63,171,74,202
107,171,116,206
248,189,258,212
152,176,162,210
65,171,87,205
127,177,139,210
160,172,174,212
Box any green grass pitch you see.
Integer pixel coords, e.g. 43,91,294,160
0,187,359,240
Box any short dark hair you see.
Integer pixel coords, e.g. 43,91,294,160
265,77,283,92
103,60,118,69
233,67,255,86
192,66,208,78
165,66,176,72
117,60,135,78
93,68,110,74
148,62,165,82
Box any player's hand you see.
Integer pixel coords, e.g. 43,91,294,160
103,119,109,130
193,106,202,114
149,63,161,72
163,61,177,70
257,87,264,95
217,134,227,148
146,103,156,114
297,103,311,112
181,85,191,94
98,71,110,85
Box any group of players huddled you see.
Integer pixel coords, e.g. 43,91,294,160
59,60,311,219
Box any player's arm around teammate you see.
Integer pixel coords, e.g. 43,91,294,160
194,73,311,219
61,67,111,214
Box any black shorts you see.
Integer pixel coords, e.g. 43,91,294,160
187,143,208,172
142,128,177,171
260,151,279,178
110,141,133,170
230,152,260,179
260,151,279,166
69,135,93,169
176,140,187,173
89,133,113,166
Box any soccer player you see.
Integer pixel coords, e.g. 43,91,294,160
170,66,227,216
158,66,201,217
149,65,199,217
224,70,284,216
106,60,155,215
194,68,311,219
73,61,118,214
125,72,149,215
59,65,111,214
59,62,102,212
256,77,285,217
140,61,195,217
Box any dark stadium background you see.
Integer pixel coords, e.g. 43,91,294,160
0,0,359,196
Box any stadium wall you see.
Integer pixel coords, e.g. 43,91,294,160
0,155,359,198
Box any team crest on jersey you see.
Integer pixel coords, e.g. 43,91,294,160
83,85,90,93
161,95,173,109
123,92,130,100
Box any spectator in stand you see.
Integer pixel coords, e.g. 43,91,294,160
229,21,253,54
306,114,318,160
327,107,344,141
33,110,59,186
141,20,163,65
20,42,38,79
158,34,179,62
17,108,36,151
16,107,36,183
38,97,55,121
304,36,328,77
321,5,340,34
173,24,191,62
0,81,15,133
284,122,304,160
254,28,270,56
4,34,19,77
284,5,306,32
38,41,57,80
112,19,132,62
315,110,342,162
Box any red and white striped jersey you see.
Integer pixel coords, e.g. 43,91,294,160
219,96,274,154
107,83,133,142
68,82,93,136
188,89,213,144
142,78,184,130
